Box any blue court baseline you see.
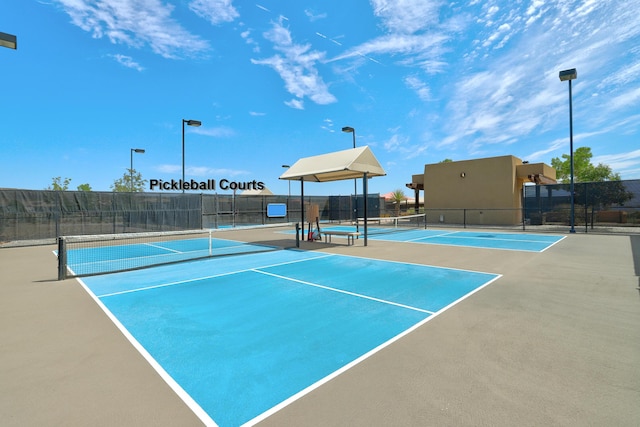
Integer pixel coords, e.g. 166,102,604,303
80,249,500,427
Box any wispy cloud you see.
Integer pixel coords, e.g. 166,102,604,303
249,111,266,116
321,118,335,132
404,75,430,101
305,9,327,22
53,0,209,58
435,0,640,159
109,54,144,71
156,164,249,177
332,33,448,72
190,126,235,137
593,149,640,171
189,0,239,25
370,0,442,34
251,19,336,108
284,98,304,110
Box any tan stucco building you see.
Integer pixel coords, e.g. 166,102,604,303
406,155,556,226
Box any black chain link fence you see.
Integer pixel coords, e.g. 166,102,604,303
0,189,381,244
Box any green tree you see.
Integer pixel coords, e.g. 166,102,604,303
390,188,406,216
551,147,632,209
76,183,92,191
551,147,620,183
46,177,72,190
439,158,453,163
111,169,147,192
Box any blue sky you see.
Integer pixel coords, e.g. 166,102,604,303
1,0,639,196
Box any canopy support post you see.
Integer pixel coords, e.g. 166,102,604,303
363,172,368,246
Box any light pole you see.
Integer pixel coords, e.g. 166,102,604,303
182,119,202,193
0,32,17,50
559,68,577,233
282,165,291,221
342,126,357,224
130,148,145,192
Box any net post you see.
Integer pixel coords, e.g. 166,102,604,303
208,230,212,256
57,236,67,281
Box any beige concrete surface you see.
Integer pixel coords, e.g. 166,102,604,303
1,229,639,426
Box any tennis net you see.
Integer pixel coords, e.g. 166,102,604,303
57,229,279,279
356,213,427,235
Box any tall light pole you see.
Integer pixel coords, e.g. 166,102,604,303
0,32,17,50
342,126,357,224
182,119,202,193
130,148,145,192
559,68,577,233
282,165,291,221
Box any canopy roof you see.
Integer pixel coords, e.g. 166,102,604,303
279,146,386,182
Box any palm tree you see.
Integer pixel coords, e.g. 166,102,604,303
390,189,406,217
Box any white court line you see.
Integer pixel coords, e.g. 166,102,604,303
540,235,567,252
253,269,435,315
144,242,183,253
431,234,564,244
333,251,499,276
405,230,460,242
243,273,503,427
97,252,336,298
74,276,219,427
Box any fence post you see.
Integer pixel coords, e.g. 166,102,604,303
57,236,67,281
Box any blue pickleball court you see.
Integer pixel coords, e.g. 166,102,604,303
80,249,501,426
312,226,565,252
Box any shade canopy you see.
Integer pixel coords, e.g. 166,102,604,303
279,146,386,183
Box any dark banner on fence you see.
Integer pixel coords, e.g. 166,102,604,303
0,189,380,242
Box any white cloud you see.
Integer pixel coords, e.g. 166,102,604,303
606,87,640,112
404,75,430,101
593,149,640,171
305,9,327,22
189,0,239,25
109,54,144,71
249,111,266,116
384,134,409,151
156,164,181,174
251,20,336,107
370,0,442,34
332,32,449,73
54,0,209,58
284,98,304,110
187,166,249,177
190,126,235,137
156,165,248,177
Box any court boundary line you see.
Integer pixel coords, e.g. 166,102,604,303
540,235,567,252
371,234,564,253
74,276,219,427
96,252,336,298
253,269,435,314
78,249,503,426
144,242,183,253
330,251,501,276
242,273,503,427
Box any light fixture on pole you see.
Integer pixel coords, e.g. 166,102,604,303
282,165,291,221
130,148,145,192
182,119,202,193
559,68,577,233
0,32,17,50
342,126,357,224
